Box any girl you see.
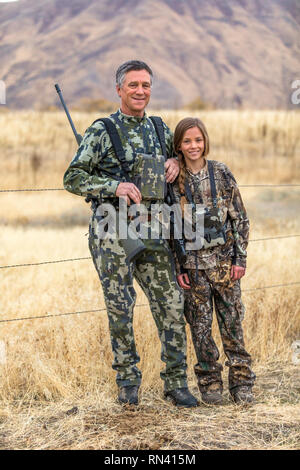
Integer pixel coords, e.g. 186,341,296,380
172,117,256,405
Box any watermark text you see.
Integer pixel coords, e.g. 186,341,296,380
291,80,300,105
0,80,6,105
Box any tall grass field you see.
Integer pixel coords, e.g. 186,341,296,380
0,110,299,450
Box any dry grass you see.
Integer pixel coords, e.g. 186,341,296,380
0,110,299,450
0,109,299,189
0,363,299,450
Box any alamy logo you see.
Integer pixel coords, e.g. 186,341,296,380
291,80,300,105
0,80,5,105
95,200,206,250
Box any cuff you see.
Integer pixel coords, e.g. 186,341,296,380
232,257,247,268
111,180,121,196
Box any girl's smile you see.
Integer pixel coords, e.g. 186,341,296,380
179,126,206,172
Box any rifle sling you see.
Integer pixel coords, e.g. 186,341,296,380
92,117,132,182
149,116,167,159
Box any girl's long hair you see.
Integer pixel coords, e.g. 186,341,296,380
173,118,210,213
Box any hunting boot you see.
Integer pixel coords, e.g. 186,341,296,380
201,390,223,405
231,386,254,405
200,384,223,405
164,387,199,408
118,385,139,406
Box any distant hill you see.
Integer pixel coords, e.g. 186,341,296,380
0,0,299,109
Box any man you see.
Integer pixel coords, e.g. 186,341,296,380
63,60,198,407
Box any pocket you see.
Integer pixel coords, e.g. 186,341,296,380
133,153,165,200
209,259,234,289
198,207,227,249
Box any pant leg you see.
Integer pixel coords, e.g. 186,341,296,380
184,269,223,393
133,239,188,392
89,215,142,388
208,260,256,391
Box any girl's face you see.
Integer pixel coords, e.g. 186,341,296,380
178,126,205,164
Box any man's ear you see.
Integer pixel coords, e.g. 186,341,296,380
116,85,121,97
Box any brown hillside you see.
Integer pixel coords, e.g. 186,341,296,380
0,0,299,109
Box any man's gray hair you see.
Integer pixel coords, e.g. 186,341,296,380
116,60,153,88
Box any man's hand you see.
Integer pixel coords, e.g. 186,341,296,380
165,158,179,183
231,265,246,281
177,273,191,290
116,182,142,205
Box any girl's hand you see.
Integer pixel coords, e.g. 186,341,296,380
231,265,246,281
177,273,191,289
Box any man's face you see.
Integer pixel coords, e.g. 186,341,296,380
116,69,151,117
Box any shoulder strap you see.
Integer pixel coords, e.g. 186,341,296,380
149,116,167,159
184,179,195,206
92,117,131,179
184,161,218,209
207,160,217,207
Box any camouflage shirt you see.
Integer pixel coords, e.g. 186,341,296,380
172,159,249,271
63,109,174,204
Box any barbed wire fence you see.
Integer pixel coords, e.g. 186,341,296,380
1,184,300,193
0,183,299,325
1,282,300,325
0,234,299,270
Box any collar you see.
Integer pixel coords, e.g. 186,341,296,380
116,108,148,125
186,158,208,177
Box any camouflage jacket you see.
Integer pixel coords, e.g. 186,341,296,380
63,109,174,204
172,159,249,271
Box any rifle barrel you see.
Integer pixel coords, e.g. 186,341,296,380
54,84,82,145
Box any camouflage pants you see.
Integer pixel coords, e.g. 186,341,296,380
88,215,188,391
184,260,256,393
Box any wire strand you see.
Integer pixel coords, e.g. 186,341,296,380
0,257,91,269
240,184,300,188
0,282,299,324
243,282,300,292
249,234,300,242
0,235,299,270
1,184,300,192
0,304,150,324
0,188,65,192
